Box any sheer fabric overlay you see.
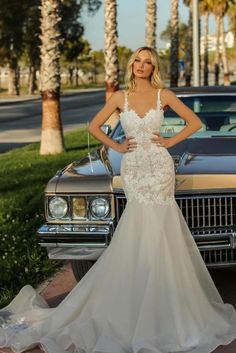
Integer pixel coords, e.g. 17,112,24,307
0,89,236,353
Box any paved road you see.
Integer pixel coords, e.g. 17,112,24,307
0,90,105,153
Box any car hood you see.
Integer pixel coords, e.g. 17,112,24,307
177,153,236,174
174,152,236,193
46,146,236,194
112,152,236,193
46,147,115,193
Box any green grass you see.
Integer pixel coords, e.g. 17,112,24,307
0,128,100,308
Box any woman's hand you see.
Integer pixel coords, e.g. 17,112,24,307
150,132,173,149
116,137,137,153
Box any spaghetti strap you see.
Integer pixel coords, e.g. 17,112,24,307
157,89,163,111
123,90,128,112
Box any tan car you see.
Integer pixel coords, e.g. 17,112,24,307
37,86,236,281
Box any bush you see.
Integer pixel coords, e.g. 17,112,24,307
0,128,100,307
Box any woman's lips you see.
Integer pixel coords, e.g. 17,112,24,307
137,69,144,73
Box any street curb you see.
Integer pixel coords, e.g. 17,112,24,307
0,88,105,106
0,96,41,106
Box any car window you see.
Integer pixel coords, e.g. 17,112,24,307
112,95,236,140
166,96,236,114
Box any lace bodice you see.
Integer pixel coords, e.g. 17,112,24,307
119,89,176,206
120,89,164,151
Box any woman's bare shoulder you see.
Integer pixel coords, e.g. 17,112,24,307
160,88,177,110
110,89,125,98
108,90,126,110
160,87,176,98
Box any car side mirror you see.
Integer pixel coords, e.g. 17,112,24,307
101,124,112,135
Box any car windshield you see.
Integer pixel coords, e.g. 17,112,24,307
112,95,236,141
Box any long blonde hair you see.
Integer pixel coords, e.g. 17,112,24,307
124,46,165,91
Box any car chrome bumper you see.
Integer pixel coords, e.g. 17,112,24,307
194,231,236,250
193,230,236,268
36,223,114,260
37,224,236,265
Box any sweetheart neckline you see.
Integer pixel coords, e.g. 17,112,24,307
128,108,156,120
120,108,164,121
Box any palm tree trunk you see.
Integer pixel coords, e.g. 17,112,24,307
214,15,220,86
28,64,37,95
228,5,236,46
185,2,192,87
145,0,157,48
104,0,119,100
170,0,179,87
39,0,64,155
68,66,74,86
203,11,209,86
75,64,81,87
8,58,20,95
92,56,97,84
220,17,230,86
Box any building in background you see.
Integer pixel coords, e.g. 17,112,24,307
200,31,234,54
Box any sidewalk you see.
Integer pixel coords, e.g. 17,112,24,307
37,262,77,307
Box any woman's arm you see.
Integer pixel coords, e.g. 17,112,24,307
88,90,137,153
151,88,202,148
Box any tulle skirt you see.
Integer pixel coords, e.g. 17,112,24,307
0,200,236,353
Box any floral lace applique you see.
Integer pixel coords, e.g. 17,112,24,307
119,89,176,206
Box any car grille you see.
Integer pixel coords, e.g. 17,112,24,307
201,248,235,264
115,194,236,267
177,195,236,229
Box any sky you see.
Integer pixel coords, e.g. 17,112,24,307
81,0,217,51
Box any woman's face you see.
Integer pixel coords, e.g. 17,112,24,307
132,50,154,79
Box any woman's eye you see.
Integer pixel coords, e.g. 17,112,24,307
134,58,152,65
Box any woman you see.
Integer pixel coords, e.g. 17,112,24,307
0,47,236,353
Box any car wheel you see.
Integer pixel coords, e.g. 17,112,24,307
70,260,96,282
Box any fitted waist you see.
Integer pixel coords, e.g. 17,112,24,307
128,134,158,150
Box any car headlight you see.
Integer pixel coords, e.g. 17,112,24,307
49,197,68,219
89,197,110,219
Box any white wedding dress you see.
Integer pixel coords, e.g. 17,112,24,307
1,89,236,353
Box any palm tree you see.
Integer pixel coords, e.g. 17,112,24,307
208,0,232,85
145,0,157,48
199,0,211,86
104,0,119,100
228,3,236,45
202,12,209,86
220,17,230,85
214,13,221,85
183,0,193,86
183,0,213,86
39,0,64,155
170,0,179,87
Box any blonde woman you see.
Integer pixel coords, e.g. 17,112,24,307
1,47,236,353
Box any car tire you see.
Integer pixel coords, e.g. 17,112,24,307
70,260,96,282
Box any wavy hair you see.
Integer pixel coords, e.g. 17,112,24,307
124,46,165,91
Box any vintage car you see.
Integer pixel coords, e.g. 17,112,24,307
37,86,236,281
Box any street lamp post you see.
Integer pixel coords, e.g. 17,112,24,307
192,0,200,86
